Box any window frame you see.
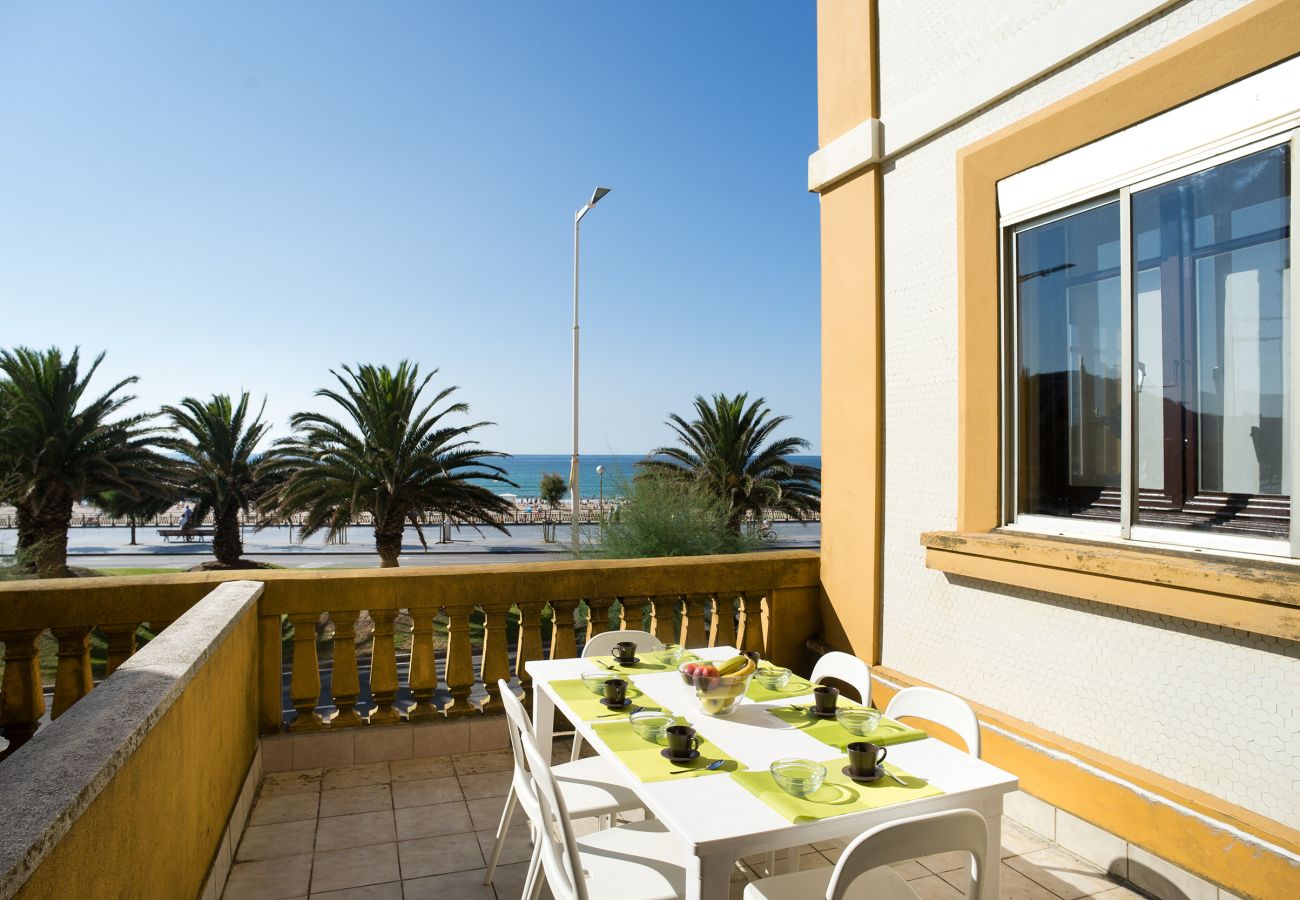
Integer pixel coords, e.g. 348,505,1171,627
998,127,1299,559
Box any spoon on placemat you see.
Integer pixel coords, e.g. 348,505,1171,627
670,759,726,775
597,705,645,718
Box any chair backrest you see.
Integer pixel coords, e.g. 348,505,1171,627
884,686,981,757
581,629,658,658
498,679,544,825
810,651,873,705
521,724,588,900
826,809,987,900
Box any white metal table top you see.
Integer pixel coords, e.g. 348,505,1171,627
526,646,1018,857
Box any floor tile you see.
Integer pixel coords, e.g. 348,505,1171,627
458,770,513,800
906,874,965,899
261,769,324,797
452,749,513,775
402,868,497,900
1090,888,1147,900
310,842,400,893
466,795,509,831
222,852,312,900
395,800,475,841
1006,847,1120,900
918,850,970,874
235,819,317,862
940,862,1060,899
389,756,456,783
322,762,391,791
398,831,485,879
392,776,463,809
1001,818,1053,858
308,882,402,900
249,792,321,827
484,859,549,900
319,784,393,818
315,810,397,852
475,827,533,868
891,859,930,879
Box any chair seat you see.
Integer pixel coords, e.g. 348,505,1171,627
743,864,917,900
575,819,688,900
555,755,643,818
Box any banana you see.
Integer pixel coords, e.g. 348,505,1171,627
716,655,750,676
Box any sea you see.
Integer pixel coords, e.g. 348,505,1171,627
479,454,822,500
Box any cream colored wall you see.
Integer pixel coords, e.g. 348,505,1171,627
873,0,1300,831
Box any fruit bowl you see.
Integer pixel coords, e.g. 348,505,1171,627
679,656,756,717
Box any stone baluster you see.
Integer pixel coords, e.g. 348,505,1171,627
709,593,739,649
0,630,45,759
480,602,512,712
329,612,363,727
515,600,546,703
737,591,767,655
287,613,324,732
619,597,651,632
548,599,580,660
585,598,615,644
443,604,475,717
369,609,402,724
406,607,439,722
50,625,94,719
650,595,679,644
679,594,708,649
100,623,139,675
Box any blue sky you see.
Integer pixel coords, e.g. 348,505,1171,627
0,3,820,454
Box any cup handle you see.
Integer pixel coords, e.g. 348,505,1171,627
692,735,702,751
876,747,888,768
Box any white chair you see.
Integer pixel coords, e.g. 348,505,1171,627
483,679,644,887
570,629,659,760
744,809,989,900
520,718,688,900
810,651,873,705
884,686,981,757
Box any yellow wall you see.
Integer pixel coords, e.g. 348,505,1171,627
14,601,259,900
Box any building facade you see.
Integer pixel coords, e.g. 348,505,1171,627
813,2,1300,897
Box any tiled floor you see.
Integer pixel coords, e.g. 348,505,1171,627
223,746,1149,900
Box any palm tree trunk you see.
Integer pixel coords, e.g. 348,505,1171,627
26,490,73,578
374,515,404,567
213,504,243,566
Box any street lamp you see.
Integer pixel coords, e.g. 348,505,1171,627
571,186,611,554
595,464,606,522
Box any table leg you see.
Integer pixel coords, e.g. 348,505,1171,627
686,850,733,900
981,812,1002,900
532,685,555,753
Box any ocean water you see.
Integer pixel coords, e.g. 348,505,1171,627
477,454,821,499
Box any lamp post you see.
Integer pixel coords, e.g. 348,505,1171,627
571,186,611,554
595,464,606,523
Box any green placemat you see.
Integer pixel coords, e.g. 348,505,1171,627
746,674,818,703
550,678,663,722
732,759,942,822
592,718,744,782
767,706,927,750
589,652,700,673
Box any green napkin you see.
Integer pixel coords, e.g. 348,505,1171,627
589,652,698,673
767,706,927,750
746,674,818,703
550,678,662,722
592,717,744,782
732,759,943,822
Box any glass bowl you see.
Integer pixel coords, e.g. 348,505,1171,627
629,709,674,744
651,643,685,665
678,661,754,717
770,758,827,797
835,706,883,736
581,671,616,695
754,666,792,690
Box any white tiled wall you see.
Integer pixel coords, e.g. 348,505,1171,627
875,0,1300,830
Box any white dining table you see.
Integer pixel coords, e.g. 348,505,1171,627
527,646,1018,900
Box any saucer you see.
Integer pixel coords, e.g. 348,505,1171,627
613,656,641,666
600,697,632,709
660,748,701,762
810,707,838,719
841,765,885,784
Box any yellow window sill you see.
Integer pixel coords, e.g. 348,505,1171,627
921,530,1300,642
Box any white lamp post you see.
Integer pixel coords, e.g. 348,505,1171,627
595,464,606,522
571,186,611,554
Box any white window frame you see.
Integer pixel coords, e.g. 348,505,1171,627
996,58,1300,559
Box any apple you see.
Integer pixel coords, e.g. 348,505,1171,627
695,665,719,679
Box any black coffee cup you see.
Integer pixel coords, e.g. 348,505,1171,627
603,678,628,705
846,741,887,775
814,685,839,714
613,641,637,663
665,724,701,758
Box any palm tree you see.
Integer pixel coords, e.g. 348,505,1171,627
0,347,164,577
266,362,515,567
160,393,273,567
94,456,179,545
637,392,821,533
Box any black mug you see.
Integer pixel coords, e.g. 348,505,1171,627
813,684,839,714
603,678,628,705
665,725,701,758
613,641,637,663
846,741,887,775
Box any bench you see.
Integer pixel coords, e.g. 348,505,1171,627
157,527,216,543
